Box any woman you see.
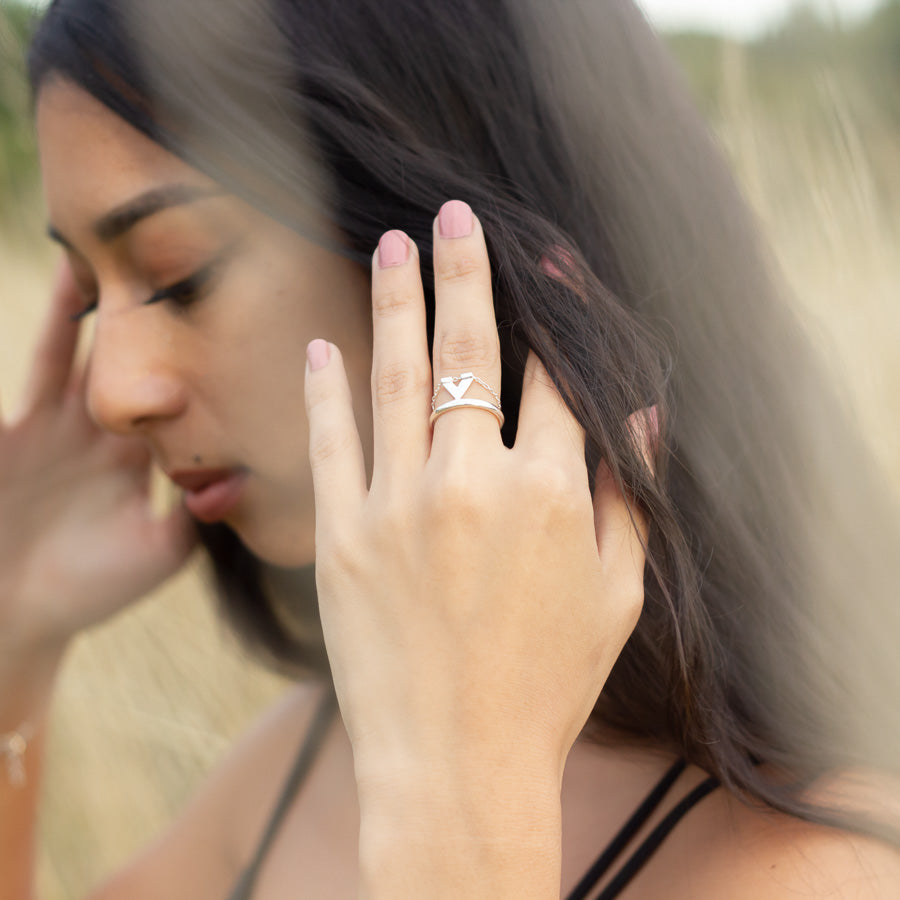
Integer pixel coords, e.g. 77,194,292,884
2,0,899,896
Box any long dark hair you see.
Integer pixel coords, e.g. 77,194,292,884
28,0,900,841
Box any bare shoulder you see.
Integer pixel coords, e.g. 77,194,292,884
649,767,900,900
88,678,330,900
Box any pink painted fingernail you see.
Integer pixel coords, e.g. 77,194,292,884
647,405,659,445
540,247,575,281
540,256,565,279
438,200,473,239
307,339,331,372
627,405,660,475
378,230,410,268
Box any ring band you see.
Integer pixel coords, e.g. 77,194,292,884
429,372,503,429
429,398,505,428
431,372,501,410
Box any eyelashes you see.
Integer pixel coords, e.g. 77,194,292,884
69,258,222,323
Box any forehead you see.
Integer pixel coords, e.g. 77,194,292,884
36,79,217,235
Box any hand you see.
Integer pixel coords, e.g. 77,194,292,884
305,202,652,799
0,260,197,655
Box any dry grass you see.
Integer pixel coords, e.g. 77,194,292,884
0,44,897,899
712,41,900,487
1,242,291,899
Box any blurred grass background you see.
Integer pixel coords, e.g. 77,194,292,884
1,0,899,896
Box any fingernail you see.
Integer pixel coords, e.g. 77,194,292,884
378,230,410,268
627,405,659,475
540,256,564,279
647,405,659,446
307,339,331,372
438,200,473,239
540,247,575,281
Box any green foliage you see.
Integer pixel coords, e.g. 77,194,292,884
665,0,900,126
1,0,900,221
0,0,39,219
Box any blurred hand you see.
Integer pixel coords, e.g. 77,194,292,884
0,260,197,656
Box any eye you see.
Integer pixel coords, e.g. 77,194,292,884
68,258,222,323
68,275,99,322
142,259,220,312
70,300,98,323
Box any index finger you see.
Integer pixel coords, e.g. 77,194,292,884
20,258,84,412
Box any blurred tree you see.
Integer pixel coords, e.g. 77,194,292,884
852,0,900,121
0,0,39,222
665,0,900,123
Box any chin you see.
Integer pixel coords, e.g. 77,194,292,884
231,512,317,569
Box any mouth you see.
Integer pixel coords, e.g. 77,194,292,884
166,467,249,523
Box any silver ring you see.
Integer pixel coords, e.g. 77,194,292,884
430,372,501,411
429,372,503,429
429,398,505,428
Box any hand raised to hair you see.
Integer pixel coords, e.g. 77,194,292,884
305,202,653,897
0,260,196,656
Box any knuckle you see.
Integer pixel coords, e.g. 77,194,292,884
373,362,430,407
308,426,355,469
437,329,498,370
373,494,413,538
523,458,583,511
372,286,413,320
305,376,334,412
435,252,485,285
424,471,485,524
316,530,362,581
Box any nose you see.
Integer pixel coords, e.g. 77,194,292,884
86,308,188,435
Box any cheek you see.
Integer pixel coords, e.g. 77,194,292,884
193,234,373,467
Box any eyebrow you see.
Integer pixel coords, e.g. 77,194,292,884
47,183,224,249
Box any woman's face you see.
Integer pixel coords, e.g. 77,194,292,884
36,79,374,567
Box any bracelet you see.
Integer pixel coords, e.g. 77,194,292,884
1,722,35,789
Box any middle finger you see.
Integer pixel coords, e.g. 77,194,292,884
430,201,503,448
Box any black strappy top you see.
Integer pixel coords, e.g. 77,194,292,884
227,689,719,900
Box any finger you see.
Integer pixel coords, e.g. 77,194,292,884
514,350,585,466
594,405,658,567
304,340,367,532
626,405,659,477
540,247,579,291
20,258,83,411
593,459,650,594
430,201,503,447
369,231,431,482
142,500,198,575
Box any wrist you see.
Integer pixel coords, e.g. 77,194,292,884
357,760,562,899
0,637,67,732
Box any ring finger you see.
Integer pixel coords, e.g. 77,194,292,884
430,200,503,448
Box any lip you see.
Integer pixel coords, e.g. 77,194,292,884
167,467,249,523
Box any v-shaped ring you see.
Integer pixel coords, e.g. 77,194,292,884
441,373,475,401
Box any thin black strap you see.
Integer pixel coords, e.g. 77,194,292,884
565,758,686,900
227,685,339,900
593,775,720,900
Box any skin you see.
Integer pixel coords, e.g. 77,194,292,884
1,76,897,900
26,75,651,895
35,78,375,569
